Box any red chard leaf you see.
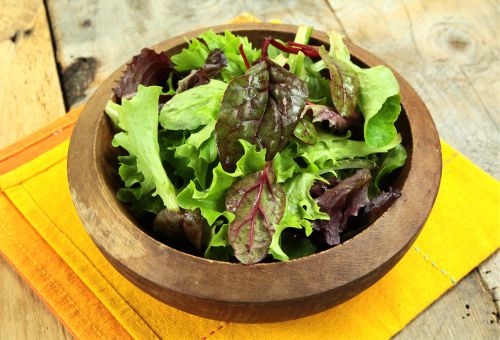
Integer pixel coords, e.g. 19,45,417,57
203,48,228,78
177,49,227,93
114,48,173,100
215,61,269,170
313,169,371,245
257,60,309,155
226,163,286,264
319,47,359,117
215,59,308,171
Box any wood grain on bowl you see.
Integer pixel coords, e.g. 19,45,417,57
67,23,441,323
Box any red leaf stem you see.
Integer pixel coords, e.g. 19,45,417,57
239,43,251,69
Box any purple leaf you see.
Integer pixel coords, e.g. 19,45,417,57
215,59,308,171
226,163,286,264
313,169,371,246
319,48,359,117
114,48,173,100
309,176,340,198
177,49,227,93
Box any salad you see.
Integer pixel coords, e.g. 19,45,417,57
105,26,407,265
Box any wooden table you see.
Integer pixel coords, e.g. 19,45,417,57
1,0,498,338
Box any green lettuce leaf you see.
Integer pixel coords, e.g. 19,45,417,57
174,136,217,189
115,155,164,215
170,38,209,72
159,79,222,189
280,232,317,260
171,30,260,82
374,143,407,191
357,71,401,148
204,223,233,261
269,172,329,261
313,32,401,148
159,80,227,130
297,130,403,174
273,147,299,183
172,120,218,188
109,85,179,211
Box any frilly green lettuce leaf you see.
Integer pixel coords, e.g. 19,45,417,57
313,31,402,148
170,38,209,72
273,147,299,184
109,85,179,211
176,140,266,226
115,155,164,215
171,30,261,82
269,172,329,261
297,131,402,174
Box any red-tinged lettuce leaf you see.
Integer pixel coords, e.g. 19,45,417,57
319,47,359,117
309,176,340,198
177,49,227,93
304,103,363,134
114,48,173,100
226,163,286,264
215,59,308,171
203,48,227,78
313,169,371,245
363,187,401,225
153,208,205,253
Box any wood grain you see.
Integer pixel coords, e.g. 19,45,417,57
0,0,66,148
45,0,343,108
0,1,69,338
325,0,499,178
396,270,500,339
67,23,441,323
0,257,73,340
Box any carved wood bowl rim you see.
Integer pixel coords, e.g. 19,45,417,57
67,23,442,322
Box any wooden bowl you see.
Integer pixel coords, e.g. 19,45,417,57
67,23,441,323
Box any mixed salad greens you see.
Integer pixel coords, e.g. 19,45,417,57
105,26,407,265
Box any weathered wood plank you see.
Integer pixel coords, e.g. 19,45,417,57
480,253,500,311
0,0,66,148
0,257,73,340
395,270,499,339
45,0,343,107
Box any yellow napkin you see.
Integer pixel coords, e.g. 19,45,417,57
1,15,499,340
